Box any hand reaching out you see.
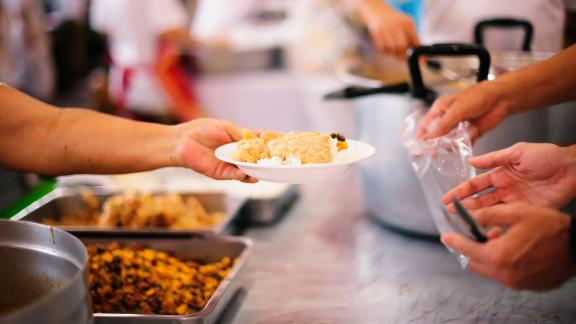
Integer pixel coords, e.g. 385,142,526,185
444,143,576,210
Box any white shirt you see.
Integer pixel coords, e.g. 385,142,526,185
91,0,188,67
421,0,575,52
90,0,188,114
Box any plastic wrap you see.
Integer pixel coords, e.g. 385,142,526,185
401,108,477,268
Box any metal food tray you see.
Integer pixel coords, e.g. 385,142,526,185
238,185,299,225
11,187,245,235
75,233,251,324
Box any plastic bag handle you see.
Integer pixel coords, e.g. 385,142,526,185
407,44,491,102
474,18,534,52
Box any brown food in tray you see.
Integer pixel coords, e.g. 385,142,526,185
43,190,225,229
87,243,234,315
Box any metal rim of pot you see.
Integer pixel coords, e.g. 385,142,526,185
0,219,91,323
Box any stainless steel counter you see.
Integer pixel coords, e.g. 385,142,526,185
231,173,576,324
193,70,576,323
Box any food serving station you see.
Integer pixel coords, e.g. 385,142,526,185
2,38,576,322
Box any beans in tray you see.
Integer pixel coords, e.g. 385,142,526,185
87,243,235,315
43,190,225,229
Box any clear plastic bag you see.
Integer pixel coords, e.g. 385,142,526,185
401,108,476,268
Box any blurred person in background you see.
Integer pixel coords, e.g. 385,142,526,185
44,0,95,96
0,0,55,100
90,0,201,124
350,0,573,58
284,0,360,137
192,0,287,48
288,0,358,73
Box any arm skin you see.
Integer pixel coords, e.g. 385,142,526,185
0,84,254,182
418,44,576,139
344,0,419,58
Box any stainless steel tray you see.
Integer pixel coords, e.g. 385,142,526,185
75,233,251,324
238,185,299,225
11,187,245,235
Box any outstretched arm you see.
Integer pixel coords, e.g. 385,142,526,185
418,44,576,139
0,84,253,182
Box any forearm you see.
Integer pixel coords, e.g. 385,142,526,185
37,109,182,175
0,85,183,175
488,45,576,116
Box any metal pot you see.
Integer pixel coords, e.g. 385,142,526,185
349,44,490,239
0,219,91,324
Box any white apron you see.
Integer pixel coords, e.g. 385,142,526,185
420,0,571,52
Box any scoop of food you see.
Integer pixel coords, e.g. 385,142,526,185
215,128,374,183
233,129,349,166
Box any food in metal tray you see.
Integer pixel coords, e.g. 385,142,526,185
43,190,225,229
87,243,234,315
233,129,349,165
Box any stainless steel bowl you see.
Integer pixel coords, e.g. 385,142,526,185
0,219,91,324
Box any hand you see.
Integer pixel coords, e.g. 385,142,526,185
442,203,576,291
444,142,576,210
417,81,509,140
358,0,419,58
173,118,257,182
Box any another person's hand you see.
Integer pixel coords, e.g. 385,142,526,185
174,118,256,182
444,143,576,210
442,203,576,291
417,81,508,140
357,0,419,58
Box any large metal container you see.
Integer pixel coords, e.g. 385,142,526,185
0,219,91,324
75,233,251,324
12,187,244,235
355,94,438,237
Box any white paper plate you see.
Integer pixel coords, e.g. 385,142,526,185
215,139,375,184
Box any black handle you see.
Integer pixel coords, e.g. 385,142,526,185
407,43,491,104
323,82,410,100
474,18,534,51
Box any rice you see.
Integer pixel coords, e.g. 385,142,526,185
256,156,302,166
255,139,357,166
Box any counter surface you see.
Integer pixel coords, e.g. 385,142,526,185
232,173,576,324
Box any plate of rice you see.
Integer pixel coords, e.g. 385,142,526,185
215,130,375,183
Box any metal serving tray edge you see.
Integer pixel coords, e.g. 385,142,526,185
239,185,299,225
75,233,252,324
11,187,245,235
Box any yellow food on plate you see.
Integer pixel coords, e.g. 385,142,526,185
233,129,348,165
